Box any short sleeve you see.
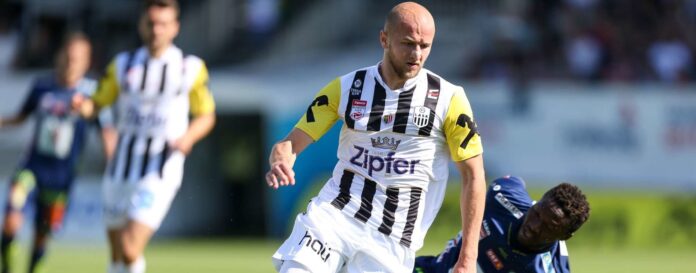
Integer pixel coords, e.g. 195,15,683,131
19,80,42,116
294,78,341,141
188,62,215,116
93,60,120,108
443,88,483,161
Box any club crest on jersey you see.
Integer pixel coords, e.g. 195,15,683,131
350,79,363,95
371,137,401,150
383,113,394,124
413,106,430,128
350,100,367,120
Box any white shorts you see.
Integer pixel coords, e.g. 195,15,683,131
272,197,414,273
102,151,185,230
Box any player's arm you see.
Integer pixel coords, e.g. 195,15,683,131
96,107,118,160
443,88,486,273
0,113,29,128
73,60,119,118
0,81,41,128
171,63,216,155
265,78,341,189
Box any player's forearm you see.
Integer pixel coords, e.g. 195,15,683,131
0,114,28,128
458,175,486,264
269,128,313,167
182,113,216,146
456,155,487,266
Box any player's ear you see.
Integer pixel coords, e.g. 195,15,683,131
380,30,388,49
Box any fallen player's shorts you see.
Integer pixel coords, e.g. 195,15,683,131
102,151,185,230
272,196,414,273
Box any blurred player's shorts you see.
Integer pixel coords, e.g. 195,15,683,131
102,151,185,230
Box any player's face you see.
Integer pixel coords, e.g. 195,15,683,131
139,6,180,53
517,197,572,251
381,18,434,81
57,39,91,86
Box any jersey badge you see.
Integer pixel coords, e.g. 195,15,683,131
413,106,430,128
480,219,491,240
350,79,363,95
350,100,367,120
486,249,504,270
383,112,394,124
427,89,439,99
495,193,524,219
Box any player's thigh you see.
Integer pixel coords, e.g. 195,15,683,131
5,169,38,212
122,220,154,250
102,179,130,229
3,169,39,232
344,232,415,273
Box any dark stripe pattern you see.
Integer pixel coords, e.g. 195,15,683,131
121,136,137,182
418,74,441,136
140,60,149,91
343,70,367,129
139,138,153,178
330,169,425,247
399,187,423,247
158,144,170,178
159,63,168,93
354,179,377,223
377,187,400,235
392,87,415,134
366,81,386,131
331,170,354,210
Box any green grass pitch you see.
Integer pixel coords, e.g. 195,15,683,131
6,238,694,272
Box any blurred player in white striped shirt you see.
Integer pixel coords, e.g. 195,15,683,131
73,0,215,272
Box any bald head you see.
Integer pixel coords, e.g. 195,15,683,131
379,2,435,88
384,2,435,34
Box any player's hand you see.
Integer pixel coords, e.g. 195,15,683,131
265,161,295,189
71,93,94,118
170,137,194,155
452,259,477,273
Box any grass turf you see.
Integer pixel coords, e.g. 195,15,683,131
5,238,694,273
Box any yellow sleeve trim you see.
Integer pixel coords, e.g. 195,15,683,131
93,60,119,107
294,78,341,141
443,88,483,161
189,63,216,116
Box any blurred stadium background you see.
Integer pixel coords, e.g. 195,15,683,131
0,0,695,272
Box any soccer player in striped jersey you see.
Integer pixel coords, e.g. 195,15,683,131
0,33,109,273
414,177,590,273
266,2,486,273
72,1,215,273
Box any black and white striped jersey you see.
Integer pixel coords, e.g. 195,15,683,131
93,46,215,183
295,63,483,250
